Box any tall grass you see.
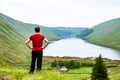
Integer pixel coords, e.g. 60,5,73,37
0,67,91,80
1,67,120,80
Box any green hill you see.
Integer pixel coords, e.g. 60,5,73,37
0,13,60,66
0,13,60,40
86,18,120,50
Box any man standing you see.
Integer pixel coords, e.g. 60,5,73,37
26,26,49,74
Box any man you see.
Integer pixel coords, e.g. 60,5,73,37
26,26,49,74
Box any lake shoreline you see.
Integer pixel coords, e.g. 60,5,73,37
44,38,120,60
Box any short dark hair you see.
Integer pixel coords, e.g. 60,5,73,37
35,27,40,32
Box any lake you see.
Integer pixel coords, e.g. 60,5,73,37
44,38,120,60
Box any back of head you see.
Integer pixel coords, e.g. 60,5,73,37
35,26,40,32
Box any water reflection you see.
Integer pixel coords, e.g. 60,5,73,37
44,38,120,60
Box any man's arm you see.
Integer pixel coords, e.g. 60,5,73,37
25,39,32,50
42,38,49,49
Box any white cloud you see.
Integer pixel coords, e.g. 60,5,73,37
0,0,120,27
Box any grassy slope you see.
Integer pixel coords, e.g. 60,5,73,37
0,13,60,66
86,18,120,49
0,13,60,40
0,16,29,64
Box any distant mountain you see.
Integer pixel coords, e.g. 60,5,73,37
0,13,60,65
86,18,120,50
46,27,93,39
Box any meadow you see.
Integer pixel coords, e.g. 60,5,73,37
0,57,120,80
1,66,120,80
0,67,92,80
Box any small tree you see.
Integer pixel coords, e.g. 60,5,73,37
91,54,109,80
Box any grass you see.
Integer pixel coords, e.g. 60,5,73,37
23,70,84,80
0,67,91,80
1,13,120,80
1,56,119,80
109,67,120,80
0,12,60,66
68,67,92,74
86,18,120,50
1,65,120,80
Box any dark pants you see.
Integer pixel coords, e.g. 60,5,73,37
30,50,43,73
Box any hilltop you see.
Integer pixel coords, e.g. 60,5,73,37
86,18,120,50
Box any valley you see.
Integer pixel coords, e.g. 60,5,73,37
1,12,120,80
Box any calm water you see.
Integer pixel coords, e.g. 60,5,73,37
44,38,120,60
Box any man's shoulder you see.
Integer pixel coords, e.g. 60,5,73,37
30,33,45,38
30,34,35,37
39,34,45,39
40,34,45,37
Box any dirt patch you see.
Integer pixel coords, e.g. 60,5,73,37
0,74,12,80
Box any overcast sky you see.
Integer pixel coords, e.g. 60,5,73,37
0,0,120,27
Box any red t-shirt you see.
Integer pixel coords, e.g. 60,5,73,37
29,33,45,51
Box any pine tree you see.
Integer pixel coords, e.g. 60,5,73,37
91,54,109,80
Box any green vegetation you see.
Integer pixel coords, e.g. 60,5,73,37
0,59,11,68
46,27,93,38
1,66,120,80
86,18,120,50
51,60,93,69
0,13,60,41
91,55,109,80
109,66,120,80
0,67,91,80
0,13,30,64
1,13,120,80
0,56,120,80
68,67,92,74
51,60,80,69
0,13,60,65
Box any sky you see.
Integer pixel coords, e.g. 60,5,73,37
0,0,120,27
